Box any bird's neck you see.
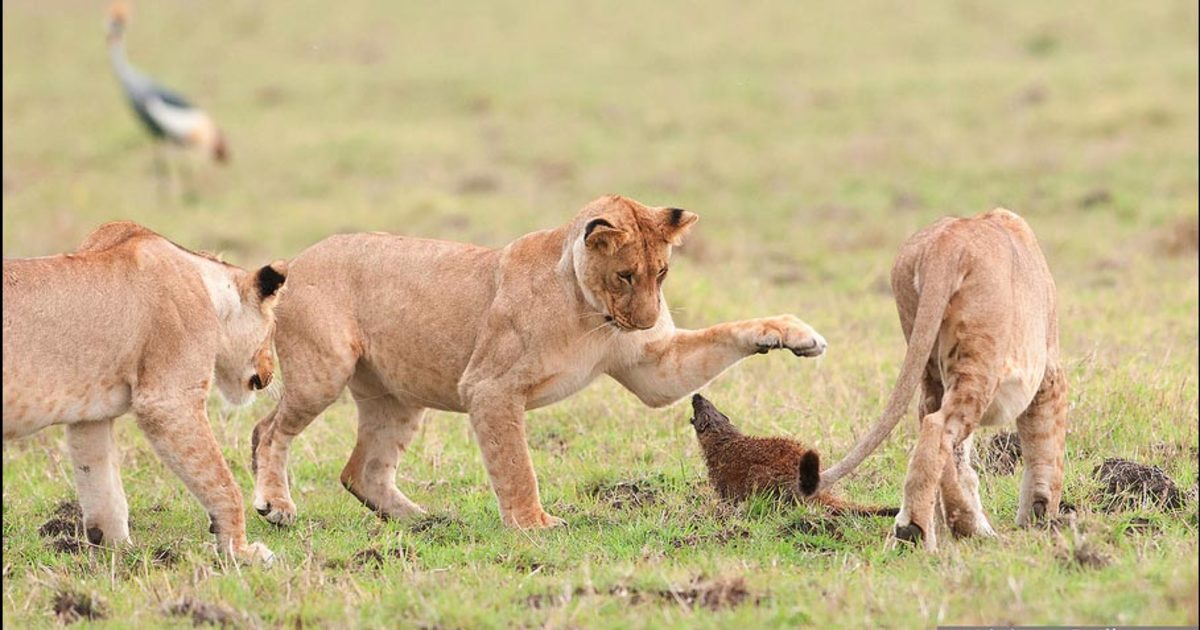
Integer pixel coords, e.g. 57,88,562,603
108,39,144,89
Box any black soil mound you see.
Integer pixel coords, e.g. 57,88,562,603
53,590,107,624
163,597,240,627
1092,458,1185,512
979,432,1022,475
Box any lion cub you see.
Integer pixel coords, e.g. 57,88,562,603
817,208,1068,551
3,222,285,563
689,395,897,516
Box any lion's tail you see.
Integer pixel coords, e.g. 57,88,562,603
817,250,959,491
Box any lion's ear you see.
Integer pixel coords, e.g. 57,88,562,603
256,260,288,300
584,218,628,254
660,207,698,246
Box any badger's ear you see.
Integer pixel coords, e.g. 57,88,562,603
256,260,288,299
659,207,698,246
584,218,628,254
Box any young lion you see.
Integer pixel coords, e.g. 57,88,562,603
818,208,1068,551
251,194,827,529
2,222,286,562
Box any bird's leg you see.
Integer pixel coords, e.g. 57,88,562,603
153,143,170,206
179,151,198,205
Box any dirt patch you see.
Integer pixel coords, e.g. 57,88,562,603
779,516,844,551
53,590,107,624
1156,214,1199,257
496,553,556,574
152,545,179,567
583,479,661,510
163,596,240,627
1077,188,1113,209
406,514,470,545
657,577,753,611
41,500,86,553
669,526,751,549
530,429,570,456
53,500,83,519
40,501,83,537
50,538,85,554
525,576,757,611
326,546,417,571
779,516,840,538
39,517,80,539
1119,516,1160,537
408,514,462,533
979,431,1022,475
456,173,500,195
1092,458,1185,512
1060,542,1111,570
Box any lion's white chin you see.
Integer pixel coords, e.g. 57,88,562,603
216,381,255,407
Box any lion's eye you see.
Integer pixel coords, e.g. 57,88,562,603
617,271,634,285
657,266,668,279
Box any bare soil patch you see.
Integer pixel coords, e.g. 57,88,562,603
525,576,757,611
1092,458,1185,512
669,526,751,549
53,590,107,624
40,500,86,553
326,545,417,571
163,596,240,627
583,479,662,510
979,431,1022,475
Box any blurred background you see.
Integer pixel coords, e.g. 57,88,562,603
4,1,1196,267
2,1,1197,626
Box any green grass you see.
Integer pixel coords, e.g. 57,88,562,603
3,0,1198,627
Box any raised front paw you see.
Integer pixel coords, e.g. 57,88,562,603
746,315,827,357
501,507,567,530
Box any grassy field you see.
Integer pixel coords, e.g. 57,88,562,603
3,1,1198,627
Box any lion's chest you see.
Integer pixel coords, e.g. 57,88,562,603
525,362,605,410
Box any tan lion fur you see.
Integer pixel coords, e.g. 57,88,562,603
251,195,828,529
818,208,1068,551
2,221,286,562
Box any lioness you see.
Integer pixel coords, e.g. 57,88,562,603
3,222,286,562
818,208,1067,551
251,194,827,529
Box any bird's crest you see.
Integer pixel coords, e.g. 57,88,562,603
109,1,130,24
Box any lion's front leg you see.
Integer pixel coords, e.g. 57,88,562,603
609,315,827,407
463,384,563,529
65,419,130,546
135,393,274,565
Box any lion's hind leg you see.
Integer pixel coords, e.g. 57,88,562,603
894,366,998,551
938,432,997,539
1015,362,1068,526
341,389,427,520
66,419,130,546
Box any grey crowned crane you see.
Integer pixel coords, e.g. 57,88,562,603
106,2,227,197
